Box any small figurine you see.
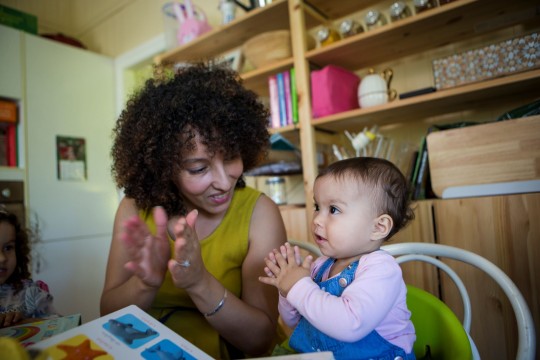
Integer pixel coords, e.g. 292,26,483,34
173,0,212,45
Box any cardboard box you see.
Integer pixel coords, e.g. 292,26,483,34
0,99,18,123
432,32,539,90
426,115,540,198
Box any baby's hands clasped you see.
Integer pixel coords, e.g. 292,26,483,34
259,242,313,297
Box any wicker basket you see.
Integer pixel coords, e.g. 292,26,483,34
242,30,291,69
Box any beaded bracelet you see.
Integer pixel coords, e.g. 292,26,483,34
204,290,227,317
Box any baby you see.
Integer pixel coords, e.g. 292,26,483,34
260,157,416,359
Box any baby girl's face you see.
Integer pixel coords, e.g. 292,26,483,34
0,222,17,285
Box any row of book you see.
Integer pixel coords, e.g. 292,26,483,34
268,68,299,129
0,99,19,167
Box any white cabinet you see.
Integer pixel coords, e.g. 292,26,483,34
0,24,25,181
0,24,23,99
0,27,119,322
22,33,118,322
24,33,118,242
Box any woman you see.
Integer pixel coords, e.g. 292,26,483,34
100,62,287,359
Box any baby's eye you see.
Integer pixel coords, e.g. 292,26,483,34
313,203,320,212
329,206,340,214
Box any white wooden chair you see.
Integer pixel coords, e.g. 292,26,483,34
381,242,536,360
288,240,536,360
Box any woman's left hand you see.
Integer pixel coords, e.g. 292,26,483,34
168,209,205,289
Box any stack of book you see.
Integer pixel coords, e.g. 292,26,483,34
0,99,18,167
268,68,299,129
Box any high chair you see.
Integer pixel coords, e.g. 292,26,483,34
287,240,536,360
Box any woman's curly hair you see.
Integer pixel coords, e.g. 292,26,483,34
0,209,31,292
111,62,270,216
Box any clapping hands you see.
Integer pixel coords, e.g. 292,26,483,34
259,242,313,297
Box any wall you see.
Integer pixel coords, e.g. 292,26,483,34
0,0,224,57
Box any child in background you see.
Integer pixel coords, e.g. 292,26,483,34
0,208,58,328
260,157,417,360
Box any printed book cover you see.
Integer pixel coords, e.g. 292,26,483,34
276,72,288,127
0,314,81,348
28,305,213,360
268,75,281,129
283,70,293,125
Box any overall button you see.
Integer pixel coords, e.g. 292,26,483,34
339,278,348,287
394,356,404,360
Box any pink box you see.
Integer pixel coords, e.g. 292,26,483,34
311,65,360,118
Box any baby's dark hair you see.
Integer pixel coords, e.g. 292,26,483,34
316,157,415,240
111,62,270,216
0,209,31,291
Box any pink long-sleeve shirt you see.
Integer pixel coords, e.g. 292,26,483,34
279,249,416,353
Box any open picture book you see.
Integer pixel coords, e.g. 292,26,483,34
28,305,213,360
25,304,334,359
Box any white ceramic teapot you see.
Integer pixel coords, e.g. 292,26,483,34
358,68,397,108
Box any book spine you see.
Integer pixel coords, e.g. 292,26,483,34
6,124,17,167
283,70,293,125
276,72,287,127
414,147,429,200
268,75,281,129
290,67,299,124
0,128,7,166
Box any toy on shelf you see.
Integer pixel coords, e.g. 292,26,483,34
336,126,394,160
172,0,212,46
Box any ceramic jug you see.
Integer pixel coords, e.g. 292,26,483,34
358,68,397,108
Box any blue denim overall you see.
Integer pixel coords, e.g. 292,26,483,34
289,258,416,360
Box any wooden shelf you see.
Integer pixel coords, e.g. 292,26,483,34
312,69,540,133
306,0,539,70
0,167,25,181
305,0,381,20
269,123,299,134
242,57,294,95
155,0,290,64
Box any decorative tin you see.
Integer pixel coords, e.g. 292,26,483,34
432,32,540,90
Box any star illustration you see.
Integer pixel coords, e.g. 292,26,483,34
57,338,108,359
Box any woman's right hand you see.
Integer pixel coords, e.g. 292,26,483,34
121,206,171,289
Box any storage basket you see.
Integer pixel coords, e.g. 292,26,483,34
242,30,291,68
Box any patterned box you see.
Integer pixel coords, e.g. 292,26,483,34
433,32,539,89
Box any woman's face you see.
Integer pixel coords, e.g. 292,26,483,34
0,222,17,285
175,138,243,216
